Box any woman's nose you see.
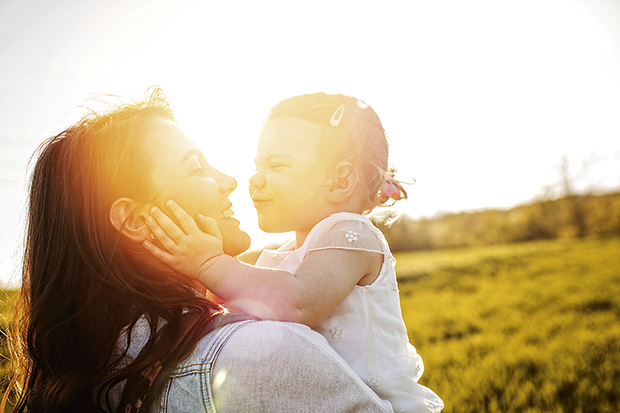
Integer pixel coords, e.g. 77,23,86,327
218,170,237,194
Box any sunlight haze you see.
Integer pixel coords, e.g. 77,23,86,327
1,0,619,287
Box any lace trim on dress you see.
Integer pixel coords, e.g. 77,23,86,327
305,219,395,266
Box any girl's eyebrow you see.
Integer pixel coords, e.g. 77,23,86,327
254,153,293,164
179,148,203,166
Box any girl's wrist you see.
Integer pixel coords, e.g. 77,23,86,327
198,253,230,285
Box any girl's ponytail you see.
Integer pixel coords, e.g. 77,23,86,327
378,166,408,206
374,165,413,226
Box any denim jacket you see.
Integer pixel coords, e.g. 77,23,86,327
106,319,394,412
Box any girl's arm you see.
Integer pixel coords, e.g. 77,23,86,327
143,201,382,327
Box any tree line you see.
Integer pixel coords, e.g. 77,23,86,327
375,191,620,252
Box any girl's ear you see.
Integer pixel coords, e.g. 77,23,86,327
328,161,359,204
109,197,151,243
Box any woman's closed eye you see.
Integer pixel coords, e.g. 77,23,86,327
192,167,208,177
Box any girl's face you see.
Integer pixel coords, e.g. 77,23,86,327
250,117,336,245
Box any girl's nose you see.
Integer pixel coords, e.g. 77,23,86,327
249,169,264,194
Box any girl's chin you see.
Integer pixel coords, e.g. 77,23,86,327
257,219,282,234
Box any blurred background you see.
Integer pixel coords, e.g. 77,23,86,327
1,0,619,285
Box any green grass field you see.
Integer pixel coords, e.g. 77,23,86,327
1,288,19,411
1,237,619,412
397,237,620,412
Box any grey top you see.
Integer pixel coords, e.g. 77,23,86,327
105,319,395,412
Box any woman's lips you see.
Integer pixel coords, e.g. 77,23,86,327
221,208,234,219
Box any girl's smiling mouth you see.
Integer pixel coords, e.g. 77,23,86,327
251,196,270,208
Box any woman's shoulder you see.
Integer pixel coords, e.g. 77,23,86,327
200,320,394,412
194,320,331,357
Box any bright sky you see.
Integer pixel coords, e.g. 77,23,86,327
1,0,620,287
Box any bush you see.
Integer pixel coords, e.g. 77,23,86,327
378,192,620,252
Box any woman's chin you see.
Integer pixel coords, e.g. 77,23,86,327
222,228,251,257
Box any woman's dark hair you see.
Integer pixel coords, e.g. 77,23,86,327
6,87,223,412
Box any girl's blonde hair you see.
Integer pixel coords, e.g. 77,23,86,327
264,93,407,214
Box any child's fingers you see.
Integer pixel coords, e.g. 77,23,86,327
142,239,174,264
196,214,222,240
165,200,201,235
146,210,180,249
149,205,188,242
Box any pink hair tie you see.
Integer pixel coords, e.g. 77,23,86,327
382,179,402,200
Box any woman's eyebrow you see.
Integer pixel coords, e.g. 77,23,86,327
179,148,203,166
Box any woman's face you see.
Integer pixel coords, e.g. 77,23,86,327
147,119,251,256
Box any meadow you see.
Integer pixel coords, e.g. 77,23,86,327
1,236,619,412
398,236,620,412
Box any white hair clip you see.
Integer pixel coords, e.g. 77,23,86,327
330,104,345,127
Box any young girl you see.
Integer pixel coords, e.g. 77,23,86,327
144,93,444,412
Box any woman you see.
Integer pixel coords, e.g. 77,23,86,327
6,88,394,412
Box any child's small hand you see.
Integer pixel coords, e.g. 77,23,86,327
143,200,224,280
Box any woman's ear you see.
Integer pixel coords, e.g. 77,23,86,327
328,161,359,204
109,197,151,243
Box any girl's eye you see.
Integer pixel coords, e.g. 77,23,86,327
193,167,208,177
254,163,285,172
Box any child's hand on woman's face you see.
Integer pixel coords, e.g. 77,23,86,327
143,200,224,280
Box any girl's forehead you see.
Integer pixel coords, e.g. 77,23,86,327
259,116,344,164
255,118,322,157
260,116,334,149
262,116,321,136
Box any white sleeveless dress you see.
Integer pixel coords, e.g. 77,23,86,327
255,212,444,413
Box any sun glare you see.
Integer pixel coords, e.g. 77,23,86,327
1,0,619,286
